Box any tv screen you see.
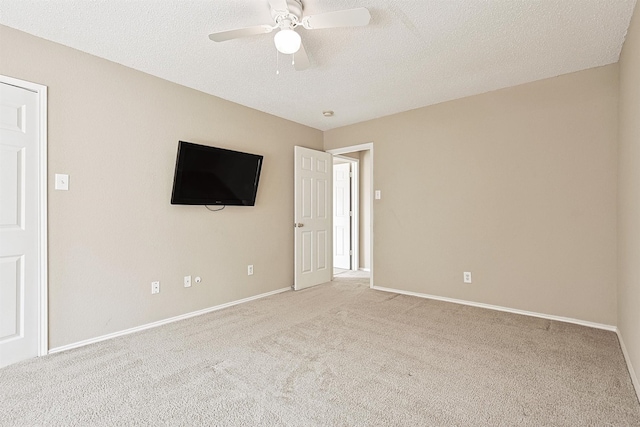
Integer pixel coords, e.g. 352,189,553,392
170,141,263,206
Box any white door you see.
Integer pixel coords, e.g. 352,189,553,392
333,162,351,270
294,146,332,290
0,82,41,367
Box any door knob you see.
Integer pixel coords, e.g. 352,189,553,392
294,223,304,228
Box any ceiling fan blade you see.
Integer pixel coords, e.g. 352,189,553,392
209,25,273,42
303,8,371,30
268,0,290,14
294,42,310,71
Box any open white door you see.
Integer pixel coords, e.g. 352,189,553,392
0,81,43,367
294,146,332,290
333,162,351,269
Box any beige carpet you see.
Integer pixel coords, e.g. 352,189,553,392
1,277,638,426
333,268,370,279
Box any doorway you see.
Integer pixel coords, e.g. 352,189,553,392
332,155,358,273
328,143,374,287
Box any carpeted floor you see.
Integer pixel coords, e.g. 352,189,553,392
1,277,639,426
333,268,370,279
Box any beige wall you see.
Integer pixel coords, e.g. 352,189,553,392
0,25,323,348
618,3,640,392
325,65,619,325
359,150,372,270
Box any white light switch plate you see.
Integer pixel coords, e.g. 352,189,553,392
55,174,69,190
375,190,381,200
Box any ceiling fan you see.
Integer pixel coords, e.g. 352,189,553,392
208,0,371,71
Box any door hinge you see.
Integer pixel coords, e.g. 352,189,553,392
349,172,353,178
349,211,353,217
349,250,353,256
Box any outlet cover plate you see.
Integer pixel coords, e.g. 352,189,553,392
55,174,69,190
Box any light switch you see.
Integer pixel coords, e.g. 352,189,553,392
375,190,381,200
55,174,69,191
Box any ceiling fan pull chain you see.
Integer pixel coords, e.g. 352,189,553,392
292,54,295,66
276,50,280,75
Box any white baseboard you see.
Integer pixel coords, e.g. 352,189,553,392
49,286,291,355
359,268,371,272
616,328,640,401
371,285,617,332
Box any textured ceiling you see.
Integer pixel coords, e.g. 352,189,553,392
0,0,636,130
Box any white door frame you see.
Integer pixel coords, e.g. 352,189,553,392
0,75,48,356
332,155,359,272
327,143,373,287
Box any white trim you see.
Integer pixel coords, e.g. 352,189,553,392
327,143,374,288
350,161,359,271
616,328,640,401
38,85,48,357
49,287,290,354
371,285,617,332
329,143,374,154
332,154,356,163
0,75,48,357
359,268,371,272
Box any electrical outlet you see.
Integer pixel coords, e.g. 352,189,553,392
151,281,160,294
184,275,192,288
248,265,254,276
195,276,201,284
463,272,472,284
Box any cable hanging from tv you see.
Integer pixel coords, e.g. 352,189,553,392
205,205,225,212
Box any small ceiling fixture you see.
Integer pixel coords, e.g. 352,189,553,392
274,28,301,54
322,110,334,117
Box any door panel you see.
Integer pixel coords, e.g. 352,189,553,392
0,82,40,368
0,255,22,341
317,230,327,270
294,146,332,290
0,145,24,229
316,178,327,217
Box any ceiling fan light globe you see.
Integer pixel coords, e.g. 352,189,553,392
274,29,301,54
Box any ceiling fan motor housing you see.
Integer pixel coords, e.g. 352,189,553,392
271,0,303,24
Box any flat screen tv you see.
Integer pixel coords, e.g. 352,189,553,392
171,141,263,206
